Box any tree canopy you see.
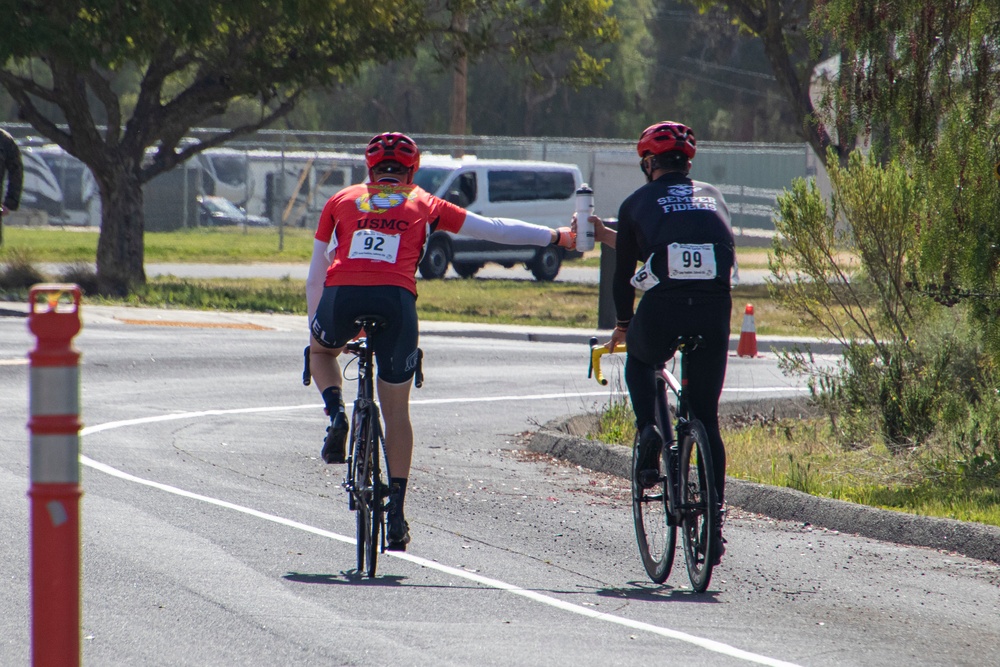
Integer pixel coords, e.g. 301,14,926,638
0,0,617,295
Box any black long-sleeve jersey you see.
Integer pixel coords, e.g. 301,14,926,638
613,171,735,324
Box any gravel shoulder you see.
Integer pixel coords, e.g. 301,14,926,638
529,409,1000,565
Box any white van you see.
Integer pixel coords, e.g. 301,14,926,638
411,156,582,281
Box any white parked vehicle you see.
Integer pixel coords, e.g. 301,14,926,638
411,155,583,281
241,149,360,227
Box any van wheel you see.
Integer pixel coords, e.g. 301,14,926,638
453,262,482,278
529,246,562,282
419,237,450,280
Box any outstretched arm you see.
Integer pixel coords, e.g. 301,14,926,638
460,211,574,248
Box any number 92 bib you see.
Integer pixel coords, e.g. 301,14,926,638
667,242,716,279
348,229,401,263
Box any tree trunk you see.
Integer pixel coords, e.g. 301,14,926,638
94,161,146,296
449,9,469,156
449,53,468,154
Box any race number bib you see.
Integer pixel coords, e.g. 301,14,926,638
630,254,661,291
667,243,716,279
348,229,400,263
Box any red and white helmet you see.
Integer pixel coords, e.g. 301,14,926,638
636,121,696,160
365,132,420,171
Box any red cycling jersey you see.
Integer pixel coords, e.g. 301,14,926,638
314,182,467,295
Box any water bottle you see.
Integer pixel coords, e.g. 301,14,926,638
575,184,595,252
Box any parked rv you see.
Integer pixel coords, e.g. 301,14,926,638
240,149,360,227
17,143,65,219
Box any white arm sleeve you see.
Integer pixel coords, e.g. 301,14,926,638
306,238,330,320
459,211,553,247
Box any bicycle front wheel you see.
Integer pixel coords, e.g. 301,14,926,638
678,419,719,593
631,430,675,583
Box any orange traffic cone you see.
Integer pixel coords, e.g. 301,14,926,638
736,303,758,358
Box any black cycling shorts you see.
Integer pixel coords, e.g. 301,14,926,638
310,285,420,384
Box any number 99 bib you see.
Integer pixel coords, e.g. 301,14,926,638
667,242,716,279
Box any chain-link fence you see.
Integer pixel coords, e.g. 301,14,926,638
6,123,822,237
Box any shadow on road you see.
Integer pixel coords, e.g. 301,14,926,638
594,582,722,603
283,571,407,586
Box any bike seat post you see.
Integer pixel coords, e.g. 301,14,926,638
674,335,702,421
354,316,386,393
653,365,676,448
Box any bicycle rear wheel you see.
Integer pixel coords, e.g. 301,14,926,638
678,419,719,592
364,422,384,578
631,430,675,583
351,410,378,577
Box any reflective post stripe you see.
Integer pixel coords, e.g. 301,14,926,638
27,283,83,667
29,366,81,484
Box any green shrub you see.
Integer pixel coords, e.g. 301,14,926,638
0,248,47,292
58,262,99,296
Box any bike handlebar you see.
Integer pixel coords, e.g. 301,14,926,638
588,336,626,386
587,335,684,395
302,346,311,386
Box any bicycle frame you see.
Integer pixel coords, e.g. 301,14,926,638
653,339,698,528
311,316,422,578
343,332,380,505
588,336,689,525
342,320,387,576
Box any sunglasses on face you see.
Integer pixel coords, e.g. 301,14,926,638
374,162,407,174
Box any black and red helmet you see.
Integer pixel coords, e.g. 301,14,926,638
365,132,420,171
636,121,696,160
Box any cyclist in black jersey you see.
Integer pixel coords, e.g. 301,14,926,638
598,121,736,565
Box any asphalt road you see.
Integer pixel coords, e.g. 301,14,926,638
2,305,998,666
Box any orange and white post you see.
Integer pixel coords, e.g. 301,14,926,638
27,284,83,667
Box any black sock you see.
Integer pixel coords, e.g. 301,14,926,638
390,477,408,502
321,386,343,415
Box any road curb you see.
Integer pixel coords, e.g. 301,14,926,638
1,302,844,354
529,415,1000,565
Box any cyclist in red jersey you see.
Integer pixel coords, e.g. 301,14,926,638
306,132,574,550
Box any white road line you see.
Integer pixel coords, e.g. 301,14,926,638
79,400,804,667
80,384,806,435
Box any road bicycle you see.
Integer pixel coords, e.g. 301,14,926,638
589,336,720,592
304,316,422,578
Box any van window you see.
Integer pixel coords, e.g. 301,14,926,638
412,167,452,194
488,170,575,202
444,172,477,207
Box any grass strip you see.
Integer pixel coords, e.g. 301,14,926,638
590,395,1000,528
